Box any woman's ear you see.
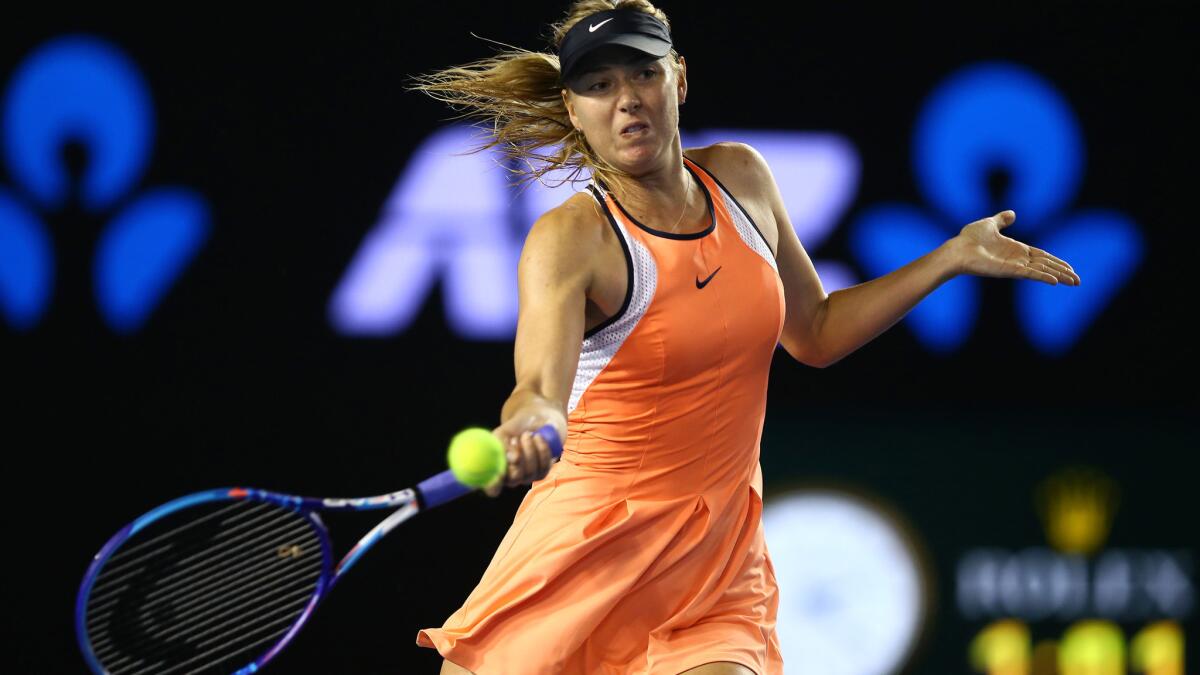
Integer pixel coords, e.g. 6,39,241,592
677,55,688,104
562,88,580,129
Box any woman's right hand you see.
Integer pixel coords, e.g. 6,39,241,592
484,408,565,498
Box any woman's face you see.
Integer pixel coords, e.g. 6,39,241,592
563,46,687,176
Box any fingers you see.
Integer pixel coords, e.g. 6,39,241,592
531,431,552,479
507,431,553,487
1028,248,1082,285
1041,259,1080,285
1022,260,1079,285
505,435,523,487
482,418,561,499
1022,256,1080,286
1029,246,1070,268
1022,262,1059,285
987,211,1081,286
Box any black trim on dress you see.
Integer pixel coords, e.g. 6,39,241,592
603,163,715,241
684,156,777,259
583,184,635,339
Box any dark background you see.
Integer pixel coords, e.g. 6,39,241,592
3,1,1195,672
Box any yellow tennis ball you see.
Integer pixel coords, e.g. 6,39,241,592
447,427,506,488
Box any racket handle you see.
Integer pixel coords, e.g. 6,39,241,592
418,424,563,509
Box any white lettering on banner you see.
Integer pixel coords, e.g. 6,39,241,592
957,547,1194,621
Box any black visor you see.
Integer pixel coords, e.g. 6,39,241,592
558,9,673,83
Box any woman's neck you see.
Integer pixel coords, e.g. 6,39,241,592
608,151,696,231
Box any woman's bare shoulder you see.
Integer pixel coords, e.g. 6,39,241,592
521,189,611,276
684,142,782,255
535,189,609,242
684,142,773,198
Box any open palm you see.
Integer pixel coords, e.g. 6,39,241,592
953,210,1081,286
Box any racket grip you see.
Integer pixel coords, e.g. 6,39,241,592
418,424,563,509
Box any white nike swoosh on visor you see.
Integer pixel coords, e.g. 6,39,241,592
589,18,615,32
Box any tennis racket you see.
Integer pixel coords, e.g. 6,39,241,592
75,425,562,675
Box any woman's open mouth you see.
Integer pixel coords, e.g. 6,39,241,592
621,122,649,136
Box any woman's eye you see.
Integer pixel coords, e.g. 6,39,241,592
589,81,608,91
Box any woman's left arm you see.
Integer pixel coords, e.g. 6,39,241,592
738,144,1081,368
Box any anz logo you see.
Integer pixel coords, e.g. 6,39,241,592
333,62,1142,357
330,127,861,340
850,62,1143,356
0,43,1131,355
0,36,209,334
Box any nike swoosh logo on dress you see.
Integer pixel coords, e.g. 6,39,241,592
696,267,722,289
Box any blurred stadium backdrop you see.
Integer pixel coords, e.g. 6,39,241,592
2,1,1194,673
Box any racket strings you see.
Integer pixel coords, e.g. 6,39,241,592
128,603,311,675
104,500,255,567
90,535,320,660
107,593,311,675
88,509,312,619
84,499,324,674
87,503,315,643
89,502,286,606
88,504,322,672
93,527,316,639
89,504,312,634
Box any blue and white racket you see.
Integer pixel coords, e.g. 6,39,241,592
75,425,562,674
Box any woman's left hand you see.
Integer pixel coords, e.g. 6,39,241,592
948,210,1081,286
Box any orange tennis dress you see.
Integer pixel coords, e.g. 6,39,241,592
418,156,786,674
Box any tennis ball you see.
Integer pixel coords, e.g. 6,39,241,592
447,427,506,488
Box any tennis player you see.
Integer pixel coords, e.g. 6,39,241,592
414,2,1080,673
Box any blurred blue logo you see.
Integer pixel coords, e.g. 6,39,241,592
849,62,1143,356
330,126,859,339
0,35,209,333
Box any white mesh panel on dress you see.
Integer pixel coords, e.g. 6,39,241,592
718,188,778,273
568,190,658,415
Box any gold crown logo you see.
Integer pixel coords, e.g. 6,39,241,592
1035,467,1119,556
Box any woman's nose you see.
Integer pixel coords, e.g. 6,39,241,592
617,84,641,112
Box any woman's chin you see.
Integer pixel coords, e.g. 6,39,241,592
611,143,666,174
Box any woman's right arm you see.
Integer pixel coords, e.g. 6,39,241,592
484,200,599,497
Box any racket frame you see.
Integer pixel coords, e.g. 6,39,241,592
75,424,561,674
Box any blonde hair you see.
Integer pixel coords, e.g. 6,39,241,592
408,0,681,195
